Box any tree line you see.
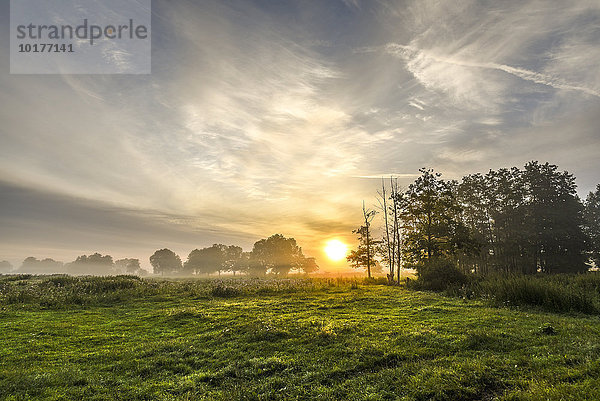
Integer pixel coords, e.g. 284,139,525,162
1,234,318,276
150,234,318,276
0,254,145,276
350,161,600,282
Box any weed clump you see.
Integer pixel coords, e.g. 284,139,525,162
540,324,557,335
210,285,239,298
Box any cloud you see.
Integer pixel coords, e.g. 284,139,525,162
384,43,600,98
0,180,254,266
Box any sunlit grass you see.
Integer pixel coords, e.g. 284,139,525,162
1,275,600,400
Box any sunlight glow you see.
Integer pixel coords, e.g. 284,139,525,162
324,239,348,262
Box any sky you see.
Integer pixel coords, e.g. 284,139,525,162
1,0,599,272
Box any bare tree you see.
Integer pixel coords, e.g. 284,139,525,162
390,178,404,283
377,178,394,284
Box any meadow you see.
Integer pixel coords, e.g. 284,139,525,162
1,275,600,400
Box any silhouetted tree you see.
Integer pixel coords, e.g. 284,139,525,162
377,178,407,282
347,202,379,278
458,167,528,274
366,163,591,279
150,249,182,276
251,234,305,275
522,162,588,273
346,239,381,275
456,162,588,274
400,169,477,270
184,244,243,276
242,251,268,276
456,172,494,274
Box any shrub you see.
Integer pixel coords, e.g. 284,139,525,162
415,259,469,291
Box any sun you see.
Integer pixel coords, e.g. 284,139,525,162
324,239,348,262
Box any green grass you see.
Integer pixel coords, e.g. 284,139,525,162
1,276,600,400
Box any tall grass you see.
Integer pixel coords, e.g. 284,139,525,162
4,272,597,315
452,273,600,314
0,275,375,309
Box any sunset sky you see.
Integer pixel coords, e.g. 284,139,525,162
1,0,599,271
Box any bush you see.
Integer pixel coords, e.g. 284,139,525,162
414,259,469,291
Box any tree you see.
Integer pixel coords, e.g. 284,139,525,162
377,178,395,283
347,202,379,278
521,161,588,273
67,253,114,275
250,234,305,275
241,251,268,276
184,244,243,275
184,246,221,275
224,245,243,275
20,257,39,273
457,162,588,275
346,239,380,275
298,256,319,274
366,163,590,278
230,251,253,276
585,184,600,268
150,249,182,276
115,258,142,275
456,172,494,274
0,260,13,273
400,168,476,269
19,257,65,274
390,178,404,282
458,167,529,274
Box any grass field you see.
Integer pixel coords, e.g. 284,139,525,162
1,276,600,400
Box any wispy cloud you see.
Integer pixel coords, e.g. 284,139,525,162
384,43,600,98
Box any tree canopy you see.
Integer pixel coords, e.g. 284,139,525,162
184,244,242,275
67,253,114,275
457,162,588,274
355,161,596,281
115,258,143,275
19,257,65,274
150,249,182,276
251,234,306,275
